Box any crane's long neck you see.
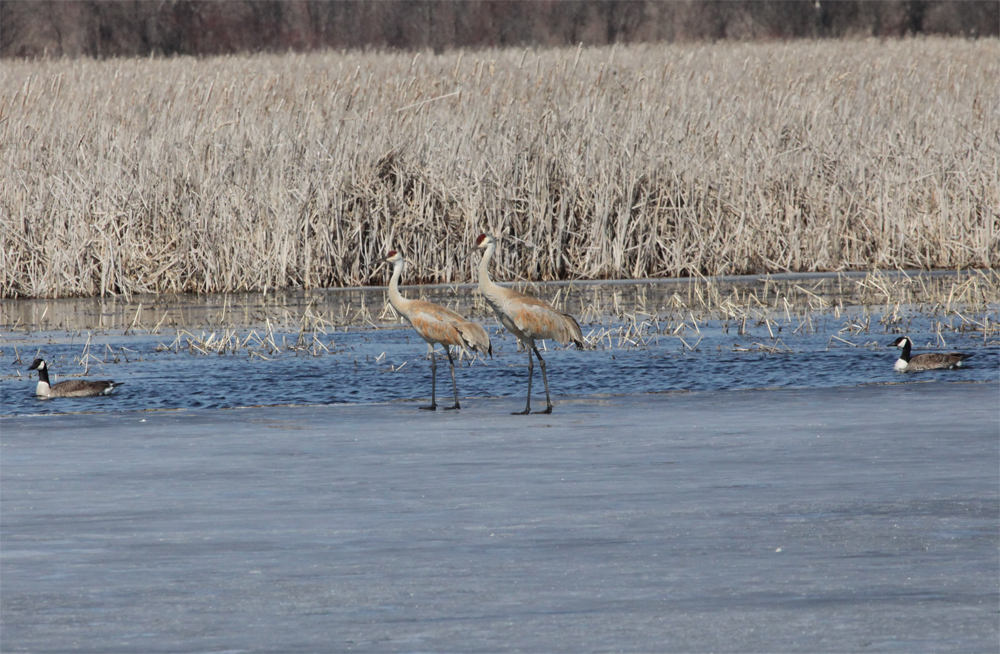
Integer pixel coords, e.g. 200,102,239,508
387,259,413,316
477,240,503,300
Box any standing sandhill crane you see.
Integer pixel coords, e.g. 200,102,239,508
383,251,492,411
473,234,583,414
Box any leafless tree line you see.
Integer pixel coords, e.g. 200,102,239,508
3,0,997,59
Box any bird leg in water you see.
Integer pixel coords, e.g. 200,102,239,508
444,347,460,411
513,345,534,415
421,344,437,411
532,344,553,414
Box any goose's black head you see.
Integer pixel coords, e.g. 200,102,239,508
27,358,45,371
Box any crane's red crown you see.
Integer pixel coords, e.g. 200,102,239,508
386,250,398,257
475,234,488,246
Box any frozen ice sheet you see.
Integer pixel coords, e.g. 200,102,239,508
2,381,998,652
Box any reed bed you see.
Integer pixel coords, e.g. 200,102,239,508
2,38,997,299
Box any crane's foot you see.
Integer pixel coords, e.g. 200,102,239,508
533,406,553,415
419,404,437,411
444,403,461,411
511,408,531,415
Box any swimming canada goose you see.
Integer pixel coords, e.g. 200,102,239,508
27,358,123,397
889,336,972,372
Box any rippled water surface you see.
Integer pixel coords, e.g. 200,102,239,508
2,274,997,416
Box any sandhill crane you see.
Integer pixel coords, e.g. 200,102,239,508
889,336,972,371
473,234,583,414
27,358,123,397
383,251,492,410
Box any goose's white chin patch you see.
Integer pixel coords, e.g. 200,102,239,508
893,358,908,371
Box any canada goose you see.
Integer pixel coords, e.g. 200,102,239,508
27,358,123,397
889,337,972,372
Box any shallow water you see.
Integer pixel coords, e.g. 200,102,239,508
1,275,997,416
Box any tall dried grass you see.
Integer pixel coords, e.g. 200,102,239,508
2,38,997,298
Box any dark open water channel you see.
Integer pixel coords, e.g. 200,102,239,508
1,272,997,415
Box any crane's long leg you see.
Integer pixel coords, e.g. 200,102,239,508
444,347,461,411
513,343,533,415
532,344,553,414
420,344,437,410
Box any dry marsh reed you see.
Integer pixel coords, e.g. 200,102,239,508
2,271,996,371
2,38,997,299
575,269,1000,351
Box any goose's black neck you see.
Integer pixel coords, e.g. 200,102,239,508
34,366,50,385
898,339,912,362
